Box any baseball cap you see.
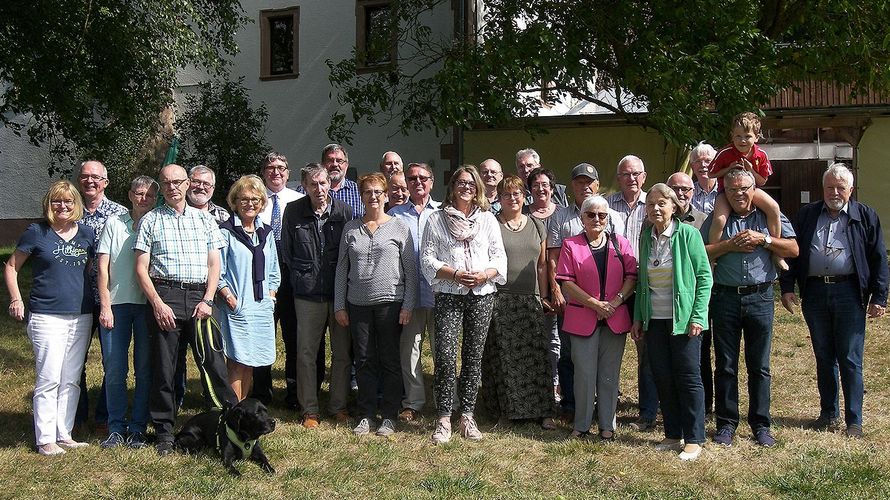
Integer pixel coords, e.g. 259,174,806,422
571,163,599,180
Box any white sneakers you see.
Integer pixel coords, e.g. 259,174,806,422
431,420,452,445
679,443,703,461
458,416,483,441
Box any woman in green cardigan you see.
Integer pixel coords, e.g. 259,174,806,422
630,183,713,461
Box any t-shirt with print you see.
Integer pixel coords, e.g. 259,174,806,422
16,222,96,314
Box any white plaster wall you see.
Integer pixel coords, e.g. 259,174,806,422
0,125,57,219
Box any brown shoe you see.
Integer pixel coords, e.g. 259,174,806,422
333,410,351,423
302,414,320,429
399,408,418,422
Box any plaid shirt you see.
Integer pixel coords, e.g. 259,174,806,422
82,196,128,304
691,182,718,214
606,190,647,258
134,204,227,283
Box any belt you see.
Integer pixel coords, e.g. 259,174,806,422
714,282,772,295
152,278,207,291
807,274,853,284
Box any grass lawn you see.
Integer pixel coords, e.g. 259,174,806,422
2,246,889,498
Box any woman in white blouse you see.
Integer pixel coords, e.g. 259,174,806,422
421,165,507,445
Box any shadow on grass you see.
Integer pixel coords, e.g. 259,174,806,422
0,410,36,448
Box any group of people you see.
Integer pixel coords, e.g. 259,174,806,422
5,112,887,462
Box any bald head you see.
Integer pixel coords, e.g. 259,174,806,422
159,164,189,207
666,172,695,211
479,158,504,194
380,151,403,178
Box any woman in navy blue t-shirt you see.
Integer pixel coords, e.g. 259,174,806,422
4,180,95,456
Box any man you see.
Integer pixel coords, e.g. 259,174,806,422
689,142,718,214
667,172,712,413
282,163,353,429
702,168,798,448
547,163,623,418
186,165,230,223
385,171,409,211
379,151,404,178
606,154,657,431
516,148,569,207
388,162,441,421
134,164,236,456
253,152,309,408
76,160,128,430
479,158,504,212
321,143,364,218
780,163,887,439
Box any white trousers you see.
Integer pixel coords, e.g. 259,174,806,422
27,313,92,446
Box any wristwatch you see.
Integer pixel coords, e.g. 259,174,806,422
762,233,772,249
616,292,625,301
201,299,215,308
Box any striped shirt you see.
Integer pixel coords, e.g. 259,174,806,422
691,181,718,214
546,203,624,249
647,221,675,319
134,204,227,283
606,190,647,258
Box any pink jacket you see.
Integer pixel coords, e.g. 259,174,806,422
556,233,638,336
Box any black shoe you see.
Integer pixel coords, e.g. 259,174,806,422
127,432,149,449
754,428,776,448
156,441,174,456
713,425,735,447
629,418,656,432
807,415,840,431
100,432,126,449
845,424,863,439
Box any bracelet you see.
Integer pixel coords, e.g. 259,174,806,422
452,269,459,281
201,299,214,308
10,299,22,305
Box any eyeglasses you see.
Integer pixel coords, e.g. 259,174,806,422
500,191,524,200
190,180,214,189
669,185,693,194
264,165,288,173
618,171,645,179
584,211,609,221
407,175,431,183
726,184,754,195
50,199,75,207
518,162,539,170
160,179,189,188
455,180,477,189
531,182,551,190
362,189,385,198
325,158,347,165
79,174,107,182
238,197,263,206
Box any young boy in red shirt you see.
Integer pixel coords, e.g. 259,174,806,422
707,112,787,271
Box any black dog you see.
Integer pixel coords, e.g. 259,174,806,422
174,398,276,476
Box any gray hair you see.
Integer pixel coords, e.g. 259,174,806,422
724,168,756,185
406,162,433,177
647,183,682,218
80,160,108,177
189,165,216,183
130,175,158,192
262,151,288,169
321,143,349,162
617,155,644,173
516,148,540,165
580,194,609,213
301,162,329,183
823,162,854,186
690,141,716,160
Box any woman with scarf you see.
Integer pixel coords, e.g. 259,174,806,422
421,165,507,445
218,175,281,401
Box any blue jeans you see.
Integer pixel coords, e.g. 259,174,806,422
99,303,151,434
76,308,107,425
712,285,774,432
636,340,659,421
802,280,866,426
645,319,705,444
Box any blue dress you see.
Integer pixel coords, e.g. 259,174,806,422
218,216,280,367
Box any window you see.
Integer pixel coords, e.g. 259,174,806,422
356,0,396,72
260,7,299,80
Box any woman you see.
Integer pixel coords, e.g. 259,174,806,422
421,165,507,444
524,167,560,400
481,175,557,429
335,172,417,437
217,175,280,401
556,195,637,440
5,180,95,456
631,183,712,461
96,176,157,449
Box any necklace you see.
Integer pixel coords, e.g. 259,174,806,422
502,215,524,232
588,234,606,249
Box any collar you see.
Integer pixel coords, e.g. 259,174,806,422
652,219,676,240
695,181,718,194
821,202,850,218
216,412,257,455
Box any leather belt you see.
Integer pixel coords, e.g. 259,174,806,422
152,278,206,291
714,282,772,295
807,275,853,284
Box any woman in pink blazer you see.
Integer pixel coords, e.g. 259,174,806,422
556,195,637,440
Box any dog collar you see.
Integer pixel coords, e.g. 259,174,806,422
217,413,257,455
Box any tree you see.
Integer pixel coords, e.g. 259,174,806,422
327,0,890,147
0,0,247,174
176,76,271,198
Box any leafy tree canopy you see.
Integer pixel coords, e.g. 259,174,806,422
328,0,890,147
0,0,247,174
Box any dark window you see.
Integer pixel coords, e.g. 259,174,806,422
260,8,299,80
356,1,396,72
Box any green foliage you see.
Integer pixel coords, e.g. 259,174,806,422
328,0,890,147
0,0,247,175
176,76,271,198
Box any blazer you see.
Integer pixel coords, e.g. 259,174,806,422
555,232,638,335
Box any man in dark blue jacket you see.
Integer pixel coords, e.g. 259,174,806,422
282,163,353,429
780,163,888,439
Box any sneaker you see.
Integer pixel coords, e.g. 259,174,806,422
458,415,483,441
37,443,66,456
353,418,371,436
807,415,840,431
431,420,452,445
754,428,776,447
127,432,149,449
713,426,734,447
398,408,418,422
679,443,703,461
654,438,683,452
57,439,90,450
100,432,126,449
302,414,320,429
629,418,656,432
845,424,863,439
376,419,396,437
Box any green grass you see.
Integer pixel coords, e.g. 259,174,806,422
2,246,890,498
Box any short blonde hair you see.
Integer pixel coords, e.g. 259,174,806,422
43,180,84,224
359,172,387,192
227,175,267,212
732,111,762,135
444,165,489,211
